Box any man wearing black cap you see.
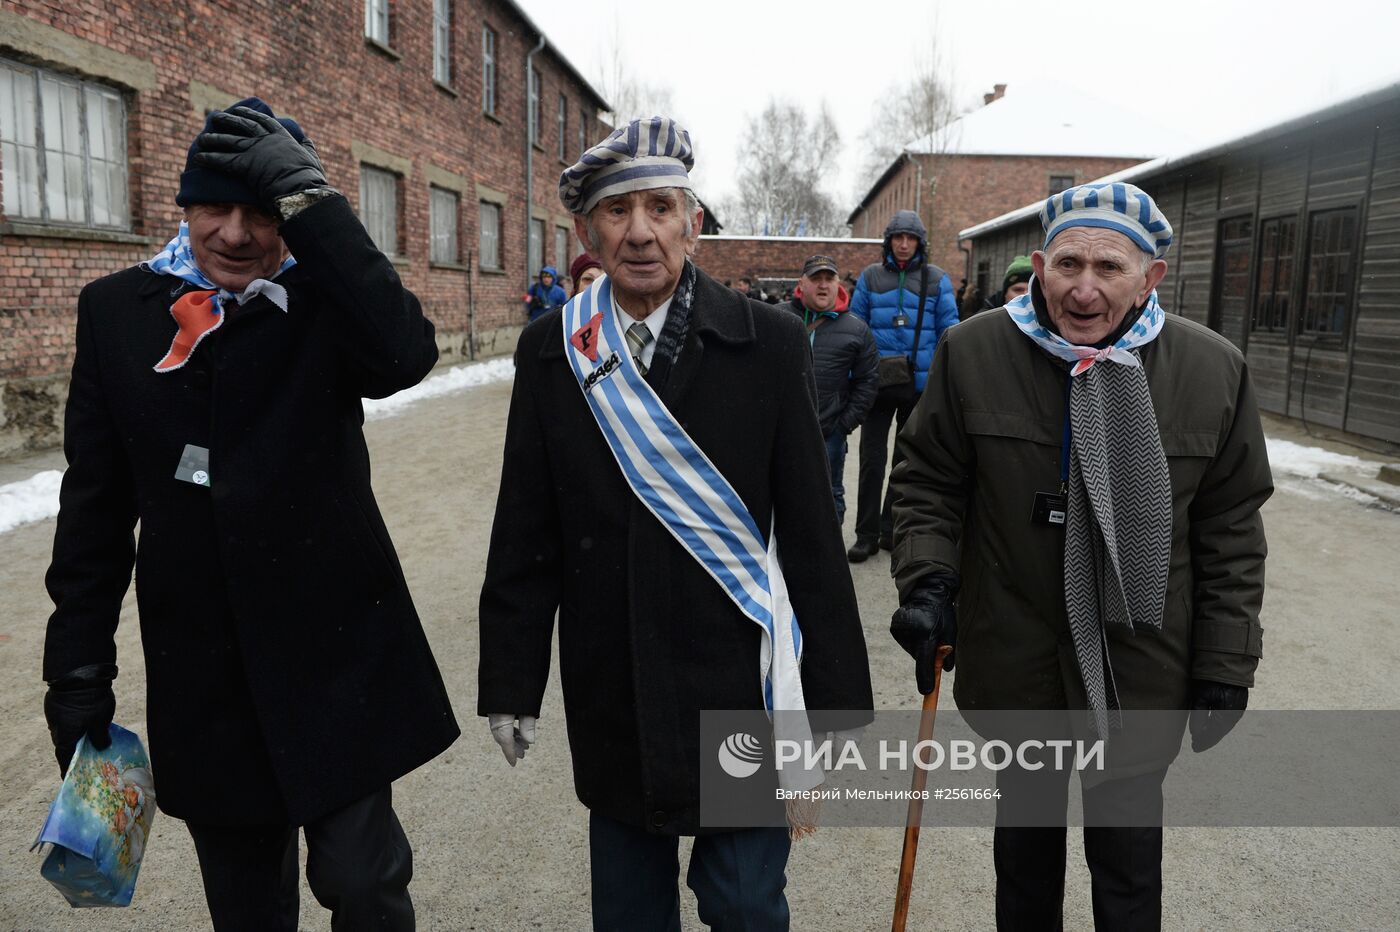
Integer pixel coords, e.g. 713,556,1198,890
41,97,458,929
785,255,879,525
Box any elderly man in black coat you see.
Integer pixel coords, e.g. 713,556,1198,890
42,97,458,930
479,117,874,931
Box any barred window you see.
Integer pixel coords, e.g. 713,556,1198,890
365,0,390,45
1252,216,1297,334
1048,174,1075,196
430,187,459,264
1300,207,1358,338
528,68,541,144
528,218,544,273
433,0,451,84
557,94,568,161
0,60,129,229
554,225,569,269
359,166,399,256
482,27,497,115
578,108,587,159
479,200,501,269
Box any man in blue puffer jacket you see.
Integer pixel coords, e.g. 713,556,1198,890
847,209,959,562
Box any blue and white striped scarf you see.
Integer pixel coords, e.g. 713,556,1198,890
1004,283,1165,375
562,273,820,793
144,222,295,312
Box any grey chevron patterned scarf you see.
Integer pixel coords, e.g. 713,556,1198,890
1008,281,1172,738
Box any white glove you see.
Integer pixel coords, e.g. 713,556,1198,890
487,713,537,767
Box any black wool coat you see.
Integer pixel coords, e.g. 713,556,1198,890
478,269,874,835
783,298,879,436
44,196,460,825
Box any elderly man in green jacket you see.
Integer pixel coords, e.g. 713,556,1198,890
887,182,1272,929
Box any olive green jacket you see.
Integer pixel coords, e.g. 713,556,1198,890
890,308,1272,713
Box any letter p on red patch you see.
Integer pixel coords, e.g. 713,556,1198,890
570,312,604,362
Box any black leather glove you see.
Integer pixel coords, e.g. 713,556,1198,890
889,572,959,694
194,106,328,210
44,663,117,778
1188,679,1248,752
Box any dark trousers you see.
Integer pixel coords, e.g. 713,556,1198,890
589,811,791,931
854,390,919,544
824,430,849,525
993,763,1168,931
186,786,414,932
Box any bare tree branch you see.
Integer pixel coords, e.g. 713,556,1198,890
722,99,847,237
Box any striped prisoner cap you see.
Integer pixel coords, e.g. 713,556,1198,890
1040,182,1173,259
559,116,694,215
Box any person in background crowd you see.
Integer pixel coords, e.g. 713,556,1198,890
734,276,754,296
785,255,879,525
987,254,1033,310
570,251,603,294
888,182,1271,929
524,265,567,322
41,96,457,931
479,116,873,931
847,209,959,563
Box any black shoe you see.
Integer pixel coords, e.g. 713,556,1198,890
847,539,879,563
879,535,893,551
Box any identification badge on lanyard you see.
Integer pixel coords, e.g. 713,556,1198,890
174,444,211,487
1031,490,1066,526
892,314,909,328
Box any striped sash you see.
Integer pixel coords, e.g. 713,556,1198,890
562,275,819,790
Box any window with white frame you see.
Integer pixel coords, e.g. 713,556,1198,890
433,0,451,84
528,218,544,273
359,165,399,256
430,187,459,264
479,200,501,269
528,68,541,144
555,225,569,270
365,0,390,45
0,60,129,229
482,27,497,115
557,94,567,161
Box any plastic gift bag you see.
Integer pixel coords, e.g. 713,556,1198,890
31,724,156,908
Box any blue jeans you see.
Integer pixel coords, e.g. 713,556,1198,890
589,812,791,931
825,431,848,525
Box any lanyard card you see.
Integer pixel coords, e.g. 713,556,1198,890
174,444,211,487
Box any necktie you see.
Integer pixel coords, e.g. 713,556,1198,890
625,321,653,375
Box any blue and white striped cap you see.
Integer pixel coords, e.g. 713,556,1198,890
1040,182,1173,259
560,116,694,215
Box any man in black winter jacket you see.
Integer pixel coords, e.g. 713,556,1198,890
786,255,879,524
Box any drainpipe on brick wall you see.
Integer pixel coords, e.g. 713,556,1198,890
524,35,547,296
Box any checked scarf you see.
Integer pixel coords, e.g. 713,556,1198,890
1006,281,1172,738
143,222,295,372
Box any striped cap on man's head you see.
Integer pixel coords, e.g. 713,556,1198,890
1040,182,1173,259
560,116,694,215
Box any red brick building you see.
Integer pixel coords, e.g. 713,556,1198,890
695,235,884,295
847,83,1192,300
0,1,607,454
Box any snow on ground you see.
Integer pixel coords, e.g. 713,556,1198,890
0,470,65,534
1265,437,1379,479
0,358,516,535
362,356,515,421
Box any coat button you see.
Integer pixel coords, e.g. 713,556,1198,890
650,810,667,828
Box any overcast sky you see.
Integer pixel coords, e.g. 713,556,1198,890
518,0,1400,218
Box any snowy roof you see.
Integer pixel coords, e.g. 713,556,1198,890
904,82,1198,160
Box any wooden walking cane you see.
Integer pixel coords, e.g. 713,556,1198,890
891,644,953,932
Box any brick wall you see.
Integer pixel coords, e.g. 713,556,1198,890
695,236,885,291
849,153,1144,287
0,0,604,454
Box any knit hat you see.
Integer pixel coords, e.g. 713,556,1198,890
559,116,694,215
176,97,307,207
1002,255,1033,293
1040,182,1173,259
569,252,601,289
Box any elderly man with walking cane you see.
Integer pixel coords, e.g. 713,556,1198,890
478,116,873,931
886,183,1273,929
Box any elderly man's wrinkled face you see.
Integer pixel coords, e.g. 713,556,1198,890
1032,228,1166,345
576,188,701,317
800,270,839,313
890,233,919,264
185,204,288,292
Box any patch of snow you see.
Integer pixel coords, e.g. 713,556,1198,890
363,357,515,421
1265,438,1379,479
0,469,64,533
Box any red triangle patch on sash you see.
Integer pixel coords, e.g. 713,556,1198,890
154,289,222,373
570,311,604,362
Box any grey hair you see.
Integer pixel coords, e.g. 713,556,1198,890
583,187,700,251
